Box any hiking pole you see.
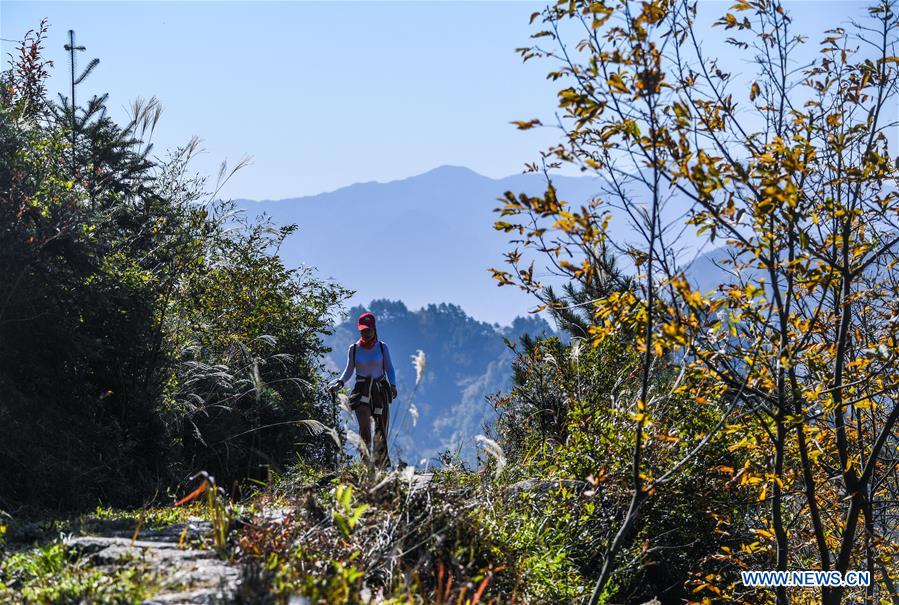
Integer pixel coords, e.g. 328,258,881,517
329,388,338,469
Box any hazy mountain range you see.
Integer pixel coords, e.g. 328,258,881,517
236,165,723,324
238,165,627,325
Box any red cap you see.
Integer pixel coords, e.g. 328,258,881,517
357,312,376,331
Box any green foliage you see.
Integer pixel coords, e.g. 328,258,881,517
331,485,369,539
299,556,368,604
161,208,349,485
487,335,741,602
0,23,349,509
0,542,158,604
87,505,194,531
482,495,590,602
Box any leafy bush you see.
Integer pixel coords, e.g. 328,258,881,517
488,336,742,602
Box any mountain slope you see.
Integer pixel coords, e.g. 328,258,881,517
323,299,554,464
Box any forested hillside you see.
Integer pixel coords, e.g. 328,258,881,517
324,299,555,464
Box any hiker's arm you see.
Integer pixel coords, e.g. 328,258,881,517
335,344,355,386
383,343,397,385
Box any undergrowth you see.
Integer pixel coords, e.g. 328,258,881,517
0,542,160,604
236,462,514,604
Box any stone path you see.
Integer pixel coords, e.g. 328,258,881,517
56,470,436,604
410,471,433,490
65,521,240,605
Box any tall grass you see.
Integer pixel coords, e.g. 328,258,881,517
389,349,427,456
174,471,231,551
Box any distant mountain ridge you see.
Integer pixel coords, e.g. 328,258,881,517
235,165,616,325
235,165,722,324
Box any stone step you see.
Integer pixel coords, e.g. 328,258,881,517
65,534,240,605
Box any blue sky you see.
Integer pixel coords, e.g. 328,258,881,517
1,1,875,201
2,1,568,200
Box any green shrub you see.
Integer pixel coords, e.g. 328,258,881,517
0,23,349,510
488,336,741,602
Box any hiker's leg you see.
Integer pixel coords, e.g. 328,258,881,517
354,405,373,464
373,404,390,468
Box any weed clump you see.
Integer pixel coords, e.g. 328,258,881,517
235,463,510,604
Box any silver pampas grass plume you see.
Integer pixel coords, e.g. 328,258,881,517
411,349,426,385
295,419,341,448
474,434,507,478
337,392,351,414
398,464,415,485
570,338,582,363
409,403,419,427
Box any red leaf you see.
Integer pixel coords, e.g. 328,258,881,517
175,480,208,506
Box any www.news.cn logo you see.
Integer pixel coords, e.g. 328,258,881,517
742,570,871,587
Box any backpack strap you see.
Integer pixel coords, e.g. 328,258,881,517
351,343,356,368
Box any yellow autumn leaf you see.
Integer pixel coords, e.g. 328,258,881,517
607,73,629,94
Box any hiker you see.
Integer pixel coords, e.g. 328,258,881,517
328,311,397,468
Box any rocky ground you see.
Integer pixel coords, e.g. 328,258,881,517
64,523,240,605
